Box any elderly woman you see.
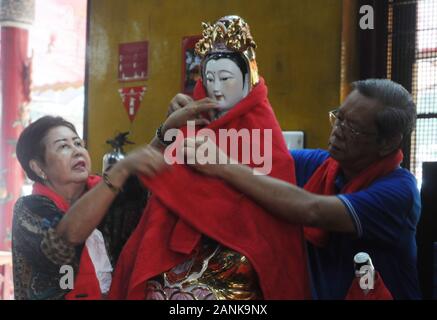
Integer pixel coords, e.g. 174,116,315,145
110,16,310,300
12,115,166,300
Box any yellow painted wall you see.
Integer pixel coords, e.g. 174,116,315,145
87,0,342,173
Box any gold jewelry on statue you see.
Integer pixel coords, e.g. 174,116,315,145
195,17,256,57
195,16,260,89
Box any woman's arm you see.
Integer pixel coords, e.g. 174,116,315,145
56,145,167,245
98,174,148,265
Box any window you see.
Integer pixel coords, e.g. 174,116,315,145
28,0,87,137
20,0,87,196
388,0,437,187
413,0,437,187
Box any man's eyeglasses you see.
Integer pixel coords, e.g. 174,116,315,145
328,108,378,139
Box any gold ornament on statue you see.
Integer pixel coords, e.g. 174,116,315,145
195,17,256,56
195,15,259,88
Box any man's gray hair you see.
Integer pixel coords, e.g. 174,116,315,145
352,79,417,141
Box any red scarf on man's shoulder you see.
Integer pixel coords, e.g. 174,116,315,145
303,151,402,300
32,175,102,300
345,271,393,300
109,78,311,300
303,150,403,247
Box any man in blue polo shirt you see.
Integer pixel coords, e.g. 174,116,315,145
292,148,421,299
182,78,421,299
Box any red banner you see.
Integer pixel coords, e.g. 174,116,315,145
118,86,146,122
118,41,148,82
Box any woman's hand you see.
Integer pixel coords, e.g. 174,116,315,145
150,94,219,150
57,145,167,246
107,145,168,190
118,145,168,178
182,137,231,177
167,93,193,116
163,95,219,134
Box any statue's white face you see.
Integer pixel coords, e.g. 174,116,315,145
205,58,248,113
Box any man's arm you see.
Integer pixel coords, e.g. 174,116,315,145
184,138,356,234
220,163,355,233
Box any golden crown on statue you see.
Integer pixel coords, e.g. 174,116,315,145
195,16,257,57
195,15,259,88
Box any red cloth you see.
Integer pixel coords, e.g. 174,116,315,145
303,150,403,247
109,78,311,300
345,272,393,300
32,176,103,300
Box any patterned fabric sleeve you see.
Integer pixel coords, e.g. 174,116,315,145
12,195,80,300
13,195,77,268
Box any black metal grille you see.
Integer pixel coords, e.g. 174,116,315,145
389,0,437,186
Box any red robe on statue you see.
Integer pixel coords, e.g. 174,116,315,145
109,78,311,300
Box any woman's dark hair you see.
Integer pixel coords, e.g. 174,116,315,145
202,52,248,89
352,79,417,142
16,116,78,183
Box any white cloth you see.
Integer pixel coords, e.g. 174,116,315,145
85,229,113,294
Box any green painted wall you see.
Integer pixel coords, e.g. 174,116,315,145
87,0,342,173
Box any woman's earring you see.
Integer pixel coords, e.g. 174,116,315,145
40,173,46,181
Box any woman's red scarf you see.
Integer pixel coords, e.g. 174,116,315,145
109,78,311,300
32,175,103,300
303,150,403,247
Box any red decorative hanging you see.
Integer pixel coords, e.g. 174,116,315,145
118,86,146,122
118,41,148,82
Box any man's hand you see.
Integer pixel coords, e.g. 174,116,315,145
182,137,231,177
